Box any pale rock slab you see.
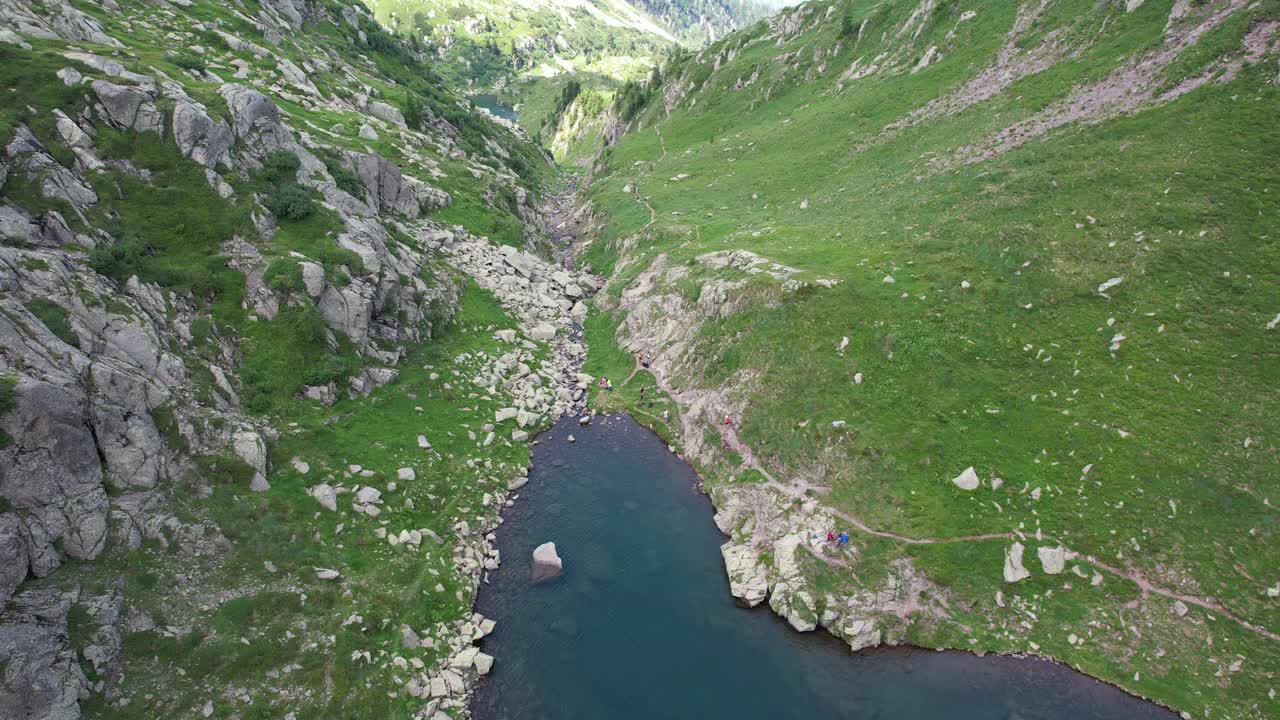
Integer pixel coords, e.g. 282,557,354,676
951,466,980,491
1003,542,1031,583
531,542,563,582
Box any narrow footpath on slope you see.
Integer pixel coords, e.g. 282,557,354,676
616,306,1280,645
598,134,1279,645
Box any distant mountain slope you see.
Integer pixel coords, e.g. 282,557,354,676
628,0,778,44
365,0,776,88
580,1,1280,718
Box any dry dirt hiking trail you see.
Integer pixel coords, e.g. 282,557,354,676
623,344,1280,645
595,131,1279,645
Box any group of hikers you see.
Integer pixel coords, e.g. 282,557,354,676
826,530,851,548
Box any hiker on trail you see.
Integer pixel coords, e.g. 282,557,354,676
827,531,835,543
838,532,850,547
663,409,669,420
598,377,607,388
606,378,614,390
724,416,732,426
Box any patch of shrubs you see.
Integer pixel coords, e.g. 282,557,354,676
25,299,79,348
88,235,148,280
259,150,301,185
170,53,206,73
262,184,315,222
257,151,317,222
190,317,213,343
264,258,304,293
302,354,356,387
195,454,255,485
319,152,364,198
0,376,16,413
0,374,16,447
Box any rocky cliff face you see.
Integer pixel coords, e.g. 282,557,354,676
0,1,551,716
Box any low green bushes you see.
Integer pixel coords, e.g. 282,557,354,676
26,299,78,347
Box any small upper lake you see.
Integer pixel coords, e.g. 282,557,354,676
472,415,1175,720
471,94,518,123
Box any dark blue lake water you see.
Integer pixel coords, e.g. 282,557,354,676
472,415,1174,720
472,94,518,122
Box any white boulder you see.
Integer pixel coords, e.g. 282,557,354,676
951,466,980,491
1037,545,1066,575
531,542,563,582
1003,542,1031,583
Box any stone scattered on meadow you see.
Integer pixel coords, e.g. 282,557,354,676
952,466,980,491
1097,276,1124,294
1003,542,1030,583
311,483,337,511
400,624,420,649
398,467,415,481
1038,545,1066,575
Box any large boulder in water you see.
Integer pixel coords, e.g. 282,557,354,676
531,542,563,582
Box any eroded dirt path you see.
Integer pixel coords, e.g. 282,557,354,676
623,351,1280,644
597,131,1279,646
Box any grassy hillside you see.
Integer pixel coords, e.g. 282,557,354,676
581,1,1280,717
0,0,565,717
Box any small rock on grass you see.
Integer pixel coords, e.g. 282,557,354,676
951,466,980,491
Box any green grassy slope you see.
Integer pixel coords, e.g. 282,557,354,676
583,0,1280,716
0,0,559,716
79,283,534,719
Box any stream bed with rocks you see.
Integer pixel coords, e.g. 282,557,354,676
469,414,1177,719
